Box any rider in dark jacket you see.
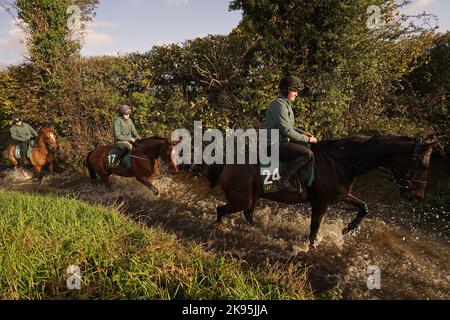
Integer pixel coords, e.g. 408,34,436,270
112,105,141,166
10,114,38,165
264,75,318,193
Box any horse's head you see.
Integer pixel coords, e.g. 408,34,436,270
389,135,440,200
161,138,179,173
39,128,59,152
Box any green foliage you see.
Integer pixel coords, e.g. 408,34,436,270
400,32,450,135
12,0,98,121
0,190,313,299
229,0,437,137
0,0,447,167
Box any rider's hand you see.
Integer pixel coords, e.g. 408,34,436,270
130,138,136,143
304,132,314,137
308,136,318,144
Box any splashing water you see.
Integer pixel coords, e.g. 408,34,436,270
0,163,448,300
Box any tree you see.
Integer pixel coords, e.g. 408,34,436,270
229,0,437,137
0,0,98,112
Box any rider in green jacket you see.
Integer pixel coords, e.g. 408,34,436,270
264,75,318,193
10,114,38,165
112,105,141,166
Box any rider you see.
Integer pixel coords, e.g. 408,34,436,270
112,104,141,166
10,114,38,165
264,74,318,193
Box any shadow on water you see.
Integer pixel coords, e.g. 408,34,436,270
0,156,449,299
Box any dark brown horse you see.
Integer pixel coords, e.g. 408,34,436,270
86,137,178,195
3,128,60,179
207,135,440,248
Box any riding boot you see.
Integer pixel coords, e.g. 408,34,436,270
279,159,303,192
20,143,30,166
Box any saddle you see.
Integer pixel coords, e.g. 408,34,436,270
107,148,132,169
259,160,314,194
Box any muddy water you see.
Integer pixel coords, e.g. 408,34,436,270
0,158,448,300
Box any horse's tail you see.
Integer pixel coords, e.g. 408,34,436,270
207,164,224,188
85,150,97,184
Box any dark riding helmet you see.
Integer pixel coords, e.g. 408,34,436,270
11,114,22,122
118,104,132,116
279,75,302,92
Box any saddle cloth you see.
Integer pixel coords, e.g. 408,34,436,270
259,160,314,194
14,143,33,160
107,149,132,169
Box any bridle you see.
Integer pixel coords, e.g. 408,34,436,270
130,138,172,164
396,138,428,192
314,137,429,204
32,131,59,153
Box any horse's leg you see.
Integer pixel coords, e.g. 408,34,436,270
47,161,54,175
136,176,159,195
217,189,253,224
342,193,369,235
309,202,329,248
34,165,43,180
243,197,259,226
99,173,111,186
5,148,18,169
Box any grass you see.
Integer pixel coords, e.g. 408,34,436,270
0,189,312,300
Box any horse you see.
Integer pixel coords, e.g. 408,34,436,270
86,137,179,195
207,134,440,248
2,128,60,179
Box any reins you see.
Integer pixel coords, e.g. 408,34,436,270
313,138,426,207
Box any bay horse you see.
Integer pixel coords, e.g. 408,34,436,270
86,137,178,195
207,134,440,248
2,128,60,179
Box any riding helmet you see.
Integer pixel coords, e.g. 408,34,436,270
118,104,132,116
279,74,302,92
11,114,22,122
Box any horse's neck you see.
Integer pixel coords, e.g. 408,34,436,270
35,134,45,147
347,139,412,172
140,140,163,155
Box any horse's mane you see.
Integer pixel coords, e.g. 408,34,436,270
135,136,169,147
38,127,56,134
319,134,413,147
315,134,415,155
318,134,375,148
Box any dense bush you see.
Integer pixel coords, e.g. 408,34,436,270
0,0,448,167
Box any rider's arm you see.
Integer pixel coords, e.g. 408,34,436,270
131,122,140,139
295,127,305,134
27,124,38,138
275,104,310,144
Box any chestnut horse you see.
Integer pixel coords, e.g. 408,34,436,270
3,128,60,179
207,135,440,248
86,137,178,195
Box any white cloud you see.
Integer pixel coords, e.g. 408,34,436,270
167,0,190,8
410,0,437,11
77,20,116,48
0,20,29,65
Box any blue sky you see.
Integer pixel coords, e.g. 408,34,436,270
0,0,449,65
